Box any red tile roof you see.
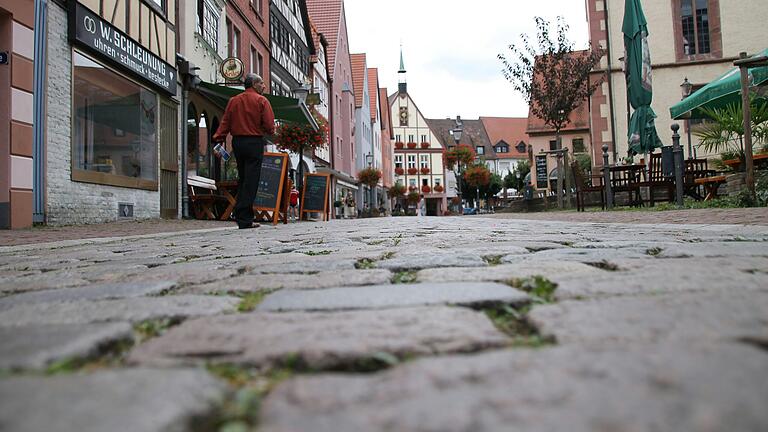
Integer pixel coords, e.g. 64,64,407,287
350,53,366,108
306,0,343,76
367,68,379,122
480,117,529,156
379,87,392,135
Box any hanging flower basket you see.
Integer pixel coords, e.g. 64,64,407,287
406,191,420,204
408,185,418,192
407,167,418,175
275,122,328,154
395,167,405,175
389,183,406,198
395,141,405,149
420,167,430,175
357,167,382,187
420,142,430,149
421,185,431,193
434,185,444,193
406,142,417,149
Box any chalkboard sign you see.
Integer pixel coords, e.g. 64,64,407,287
253,152,289,224
301,173,330,221
535,155,548,188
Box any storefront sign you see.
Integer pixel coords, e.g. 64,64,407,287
301,173,330,221
220,57,244,82
69,2,176,95
535,155,548,188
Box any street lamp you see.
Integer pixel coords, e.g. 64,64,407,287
292,82,311,219
451,125,463,212
365,152,374,208
681,77,694,159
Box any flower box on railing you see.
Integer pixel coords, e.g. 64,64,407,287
434,185,444,193
407,167,418,175
395,167,405,175
406,142,417,149
420,142,430,149
395,141,405,149
421,185,431,193
420,167,430,175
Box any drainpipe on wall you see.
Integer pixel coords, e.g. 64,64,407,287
32,0,48,224
603,0,618,164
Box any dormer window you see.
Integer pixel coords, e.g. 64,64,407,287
516,141,527,153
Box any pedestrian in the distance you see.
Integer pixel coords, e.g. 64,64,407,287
344,191,356,219
418,194,426,218
289,185,300,222
213,73,275,229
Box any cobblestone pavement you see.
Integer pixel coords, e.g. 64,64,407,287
1,217,767,431
490,206,768,225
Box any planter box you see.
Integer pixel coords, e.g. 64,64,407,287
395,168,404,175
420,142,430,149
420,168,430,175
406,142,417,149
407,168,418,175
395,142,404,149
726,172,747,196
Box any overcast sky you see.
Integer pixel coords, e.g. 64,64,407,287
344,0,589,120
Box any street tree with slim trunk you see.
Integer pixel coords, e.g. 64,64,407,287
498,16,603,209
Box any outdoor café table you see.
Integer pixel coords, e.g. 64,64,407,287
723,153,768,171
215,180,238,221
695,175,727,201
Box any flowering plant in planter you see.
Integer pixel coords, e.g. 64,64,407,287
445,144,476,170
406,191,420,204
420,142,430,149
389,183,406,198
395,141,405,149
275,122,328,154
407,167,418,175
395,167,405,175
420,167,430,175
408,185,418,192
464,163,492,187
433,185,444,193
357,167,382,187
406,142,417,149
421,185,431,193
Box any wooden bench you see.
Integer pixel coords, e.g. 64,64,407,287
188,175,227,220
695,175,727,201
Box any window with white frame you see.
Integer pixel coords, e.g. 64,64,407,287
407,155,416,169
395,154,403,169
420,155,429,168
434,177,442,186
408,134,414,143
420,134,427,143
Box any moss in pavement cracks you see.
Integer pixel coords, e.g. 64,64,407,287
236,291,271,312
134,317,182,342
391,270,417,284
504,276,558,303
302,250,333,256
483,304,555,348
483,255,503,266
355,252,395,269
45,337,135,375
646,247,663,257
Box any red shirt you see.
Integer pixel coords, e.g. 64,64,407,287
289,189,299,205
213,88,276,141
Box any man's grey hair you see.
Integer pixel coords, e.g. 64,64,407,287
244,73,263,89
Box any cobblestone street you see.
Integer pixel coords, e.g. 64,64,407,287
1,216,767,431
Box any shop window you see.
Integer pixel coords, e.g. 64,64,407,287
572,138,585,153
73,51,158,189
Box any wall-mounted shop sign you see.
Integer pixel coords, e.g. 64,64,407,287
69,2,176,95
220,57,244,82
0,51,8,65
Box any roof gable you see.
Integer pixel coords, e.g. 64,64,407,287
367,68,380,122
306,0,343,76
480,117,529,155
350,53,367,108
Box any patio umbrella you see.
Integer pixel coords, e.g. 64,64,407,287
670,48,768,120
623,0,662,155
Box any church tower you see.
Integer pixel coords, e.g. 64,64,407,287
398,45,407,94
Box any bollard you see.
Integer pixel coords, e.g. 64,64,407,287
671,124,685,206
602,144,613,209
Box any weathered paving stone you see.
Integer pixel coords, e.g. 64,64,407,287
375,252,487,270
0,323,132,370
128,306,509,369
0,295,240,327
657,241,768,258
0,271,91,295
259,344,768,432
0,368,227,432
257,282,529,312
0,281,176,311
505,246,652,265
417,262,602,284
183,269,393,294
529,289,768,346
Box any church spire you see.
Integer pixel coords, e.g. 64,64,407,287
398,44,407,94
398,44,406,74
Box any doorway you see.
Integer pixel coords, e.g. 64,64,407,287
159,100,178,218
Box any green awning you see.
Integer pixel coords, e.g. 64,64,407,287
670,48,768,120
196,81,318,129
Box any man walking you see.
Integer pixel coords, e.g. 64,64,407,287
213,74,275,229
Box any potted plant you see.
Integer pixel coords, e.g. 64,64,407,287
434,185,444,193
421,185,431,193
420,167,430,175
357,167,382,187
406,142,417,149
420,142,430,149
395,141,405,149
407,167,418,175
395,167,405,175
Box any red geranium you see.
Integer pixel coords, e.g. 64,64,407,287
395,167,404,175
395,141,405,149
357,167,382,187
421,185,431,193
420,167,430,175
420,142,430,149
406,142,417,149
275,121,327,154
434,185,444,193
407,167,418,175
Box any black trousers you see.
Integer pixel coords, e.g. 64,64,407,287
232,136,265,227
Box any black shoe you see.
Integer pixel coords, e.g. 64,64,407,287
238,224,256,229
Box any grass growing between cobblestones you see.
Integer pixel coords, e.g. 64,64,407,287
483,304,555,348
483,255,503,266
44,338,135,375
504,276,558,303
134,317,183,342
302,250,333,256
391,270,417,284
236,291,272,312
585,260,621,271
354,252,396,269
646,247,663,257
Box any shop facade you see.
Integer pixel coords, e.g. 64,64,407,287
45,0,179,225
